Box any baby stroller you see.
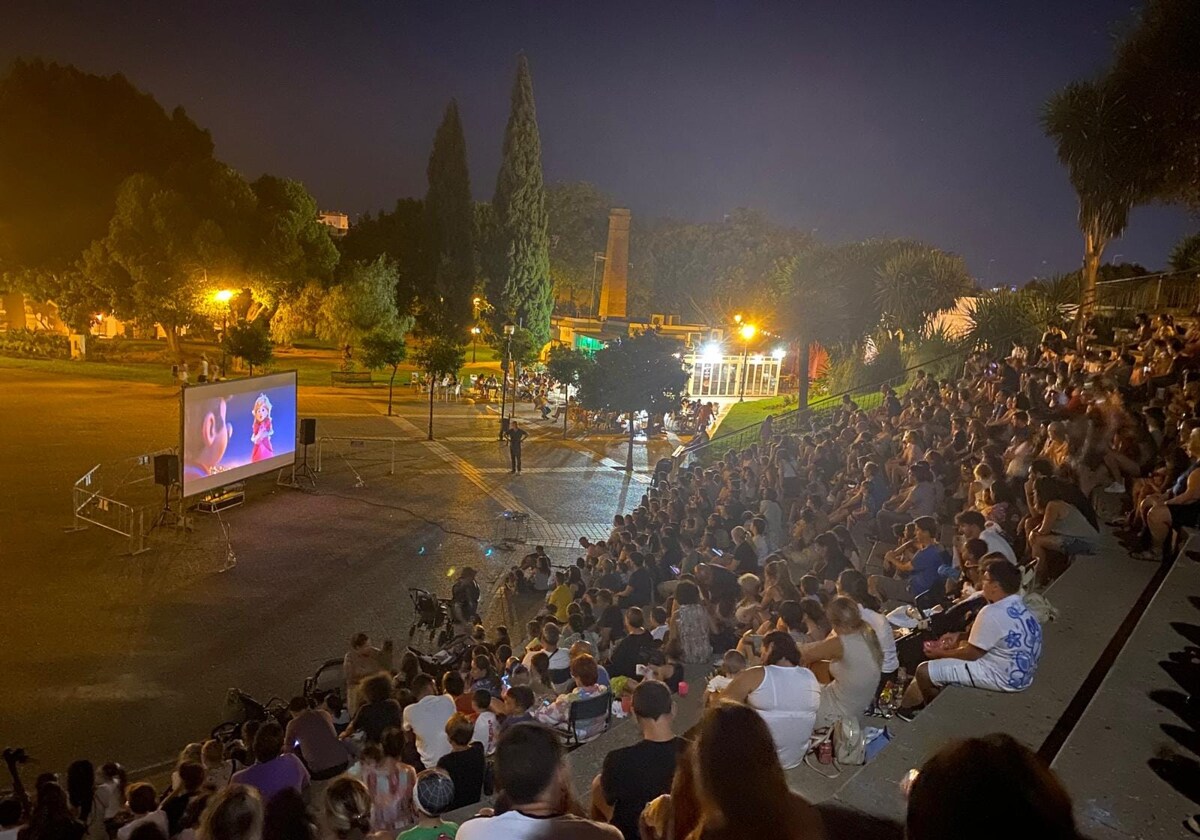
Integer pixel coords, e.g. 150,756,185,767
407,637,472,683
408,587,455,647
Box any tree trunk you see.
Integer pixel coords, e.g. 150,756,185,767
427,377,435,440
164,326,183,361
388,367,397,416
562,385,569,439
797,340,811,409
1079,227,1105,325
626,410,635,472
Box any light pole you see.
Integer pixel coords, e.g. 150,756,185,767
498,321,515,440
471,326,481,363
738,321,756,402
213,289,234,378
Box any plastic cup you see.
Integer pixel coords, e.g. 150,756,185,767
677,680,689,696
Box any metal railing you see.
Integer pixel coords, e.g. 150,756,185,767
680,271,1200,467
68,449,174,555
680,366,920,467
315,436,401,475
1092,271,1200,317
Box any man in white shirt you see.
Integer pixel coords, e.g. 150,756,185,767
899,558,1042,718
457,724,621,839
402,674,455,768
955,510,1017,564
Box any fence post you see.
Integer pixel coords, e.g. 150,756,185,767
1155,277,1162,310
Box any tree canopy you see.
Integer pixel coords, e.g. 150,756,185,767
0,59,213,273
578,330,689,470
488,55,552,348
423,100,476,336
318,257,405,346
546,181,613,313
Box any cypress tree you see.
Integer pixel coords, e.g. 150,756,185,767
490,54,552,347
423,99,475,336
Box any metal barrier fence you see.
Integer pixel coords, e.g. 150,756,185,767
68,448,175,555
315,436,400,475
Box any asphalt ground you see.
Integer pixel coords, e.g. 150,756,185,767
0,367,671,775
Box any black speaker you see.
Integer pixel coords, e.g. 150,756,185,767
300,418,317,446
154,453,179,487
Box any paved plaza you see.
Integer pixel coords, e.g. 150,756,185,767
0,366,671,774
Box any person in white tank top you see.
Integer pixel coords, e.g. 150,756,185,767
715,631,821,769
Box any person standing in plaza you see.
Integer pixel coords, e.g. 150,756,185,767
508,421,528,474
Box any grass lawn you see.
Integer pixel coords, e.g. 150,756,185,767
0,340,506,389
718,395,799,432
0,354,178,385
718,385,899,434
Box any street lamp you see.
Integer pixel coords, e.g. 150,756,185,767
471,326,481,363
738,322,756,402
499,321,516,440
213,289,235,378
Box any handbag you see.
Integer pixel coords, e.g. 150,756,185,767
804,715,866,778
833,716,866,766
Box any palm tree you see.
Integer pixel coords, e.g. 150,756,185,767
874,246,974,339
1043,80,1147,320
772,250,853,408
1169,232,1200,274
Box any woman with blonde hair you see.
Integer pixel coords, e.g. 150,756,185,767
197,785,263,840
200,741,239,791
321,777,371,840
800,596,883,728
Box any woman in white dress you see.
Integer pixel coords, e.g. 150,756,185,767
801,596,884,728
717,631,821,769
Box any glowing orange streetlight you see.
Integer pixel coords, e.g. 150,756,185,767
213,289,235,377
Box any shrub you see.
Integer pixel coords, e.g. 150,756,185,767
0,329,70,359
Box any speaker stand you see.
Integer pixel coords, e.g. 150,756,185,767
152,483,181,530
278,442,317,490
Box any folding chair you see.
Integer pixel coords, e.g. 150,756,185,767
559,692,613,749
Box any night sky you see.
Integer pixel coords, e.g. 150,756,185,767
2,1,1194,286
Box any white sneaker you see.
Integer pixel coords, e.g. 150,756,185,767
1104,481,1126,494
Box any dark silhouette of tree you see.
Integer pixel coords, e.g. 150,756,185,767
424,100,475,337
578,330,688,471
488,55,552,348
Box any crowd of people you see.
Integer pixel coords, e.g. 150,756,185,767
10,311,1199,839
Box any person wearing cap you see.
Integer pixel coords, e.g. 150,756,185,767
398,768,458,839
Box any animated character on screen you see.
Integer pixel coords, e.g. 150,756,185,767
183,397,232,480
250,393,275,462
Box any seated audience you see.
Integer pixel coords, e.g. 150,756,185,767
397,770,458,840
455,725,621,839
717,632,820,769
900,559,1042,717
592,681,684,840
